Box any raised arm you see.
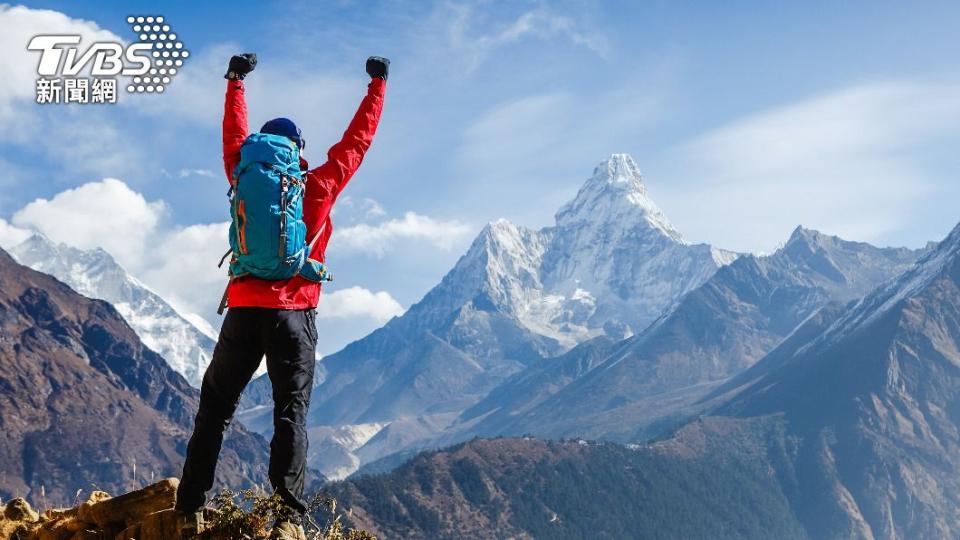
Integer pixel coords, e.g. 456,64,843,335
222,80,248,181
222,54,257,182
306,76,387,199
306,58,388,202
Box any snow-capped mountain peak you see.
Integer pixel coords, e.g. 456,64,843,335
9,233,216,387
555,153,682,243
422,218,550,333
405,155,734,351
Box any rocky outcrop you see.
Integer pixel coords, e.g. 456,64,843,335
0,479,178,540
1,479,375,540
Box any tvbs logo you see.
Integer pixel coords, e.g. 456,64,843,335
28,15,189,104
28,36,152,77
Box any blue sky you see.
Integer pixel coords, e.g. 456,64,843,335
1,1,959,353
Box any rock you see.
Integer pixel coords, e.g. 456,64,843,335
41,507,77,521
137,509,181,540
114,523,140,540
22,503,90,540
36,522,75,540
0,480,367,540
74,492,112,526
69,530,113,540
86,493,112,506
64,518,89,532
79,479,178,528
5,497,40,522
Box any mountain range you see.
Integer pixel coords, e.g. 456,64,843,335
3,151,950,538
327,219,960,539
239,154,925,483
450,226,923,444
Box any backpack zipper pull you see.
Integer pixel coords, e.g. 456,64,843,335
279,175,289,257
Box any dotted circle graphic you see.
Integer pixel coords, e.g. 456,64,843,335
125,15,189,94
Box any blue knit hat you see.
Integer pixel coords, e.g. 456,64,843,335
260,117,305,150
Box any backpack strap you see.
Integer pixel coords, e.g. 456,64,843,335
216,280,231,315
217,247,232,268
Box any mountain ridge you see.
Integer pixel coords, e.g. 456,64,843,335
0,246,270,504
438,223,925,445
9,233,217,387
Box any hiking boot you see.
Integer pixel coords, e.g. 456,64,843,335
174,508,205,538
271,519,307,540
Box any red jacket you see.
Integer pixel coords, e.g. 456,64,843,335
222,77,386,309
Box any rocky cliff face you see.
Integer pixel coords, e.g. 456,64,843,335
0,248,268,505
707,221,960,538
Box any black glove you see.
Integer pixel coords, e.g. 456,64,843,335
366,56,389,80
225,53,257,80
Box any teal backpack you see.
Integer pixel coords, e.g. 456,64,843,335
217,133,332,313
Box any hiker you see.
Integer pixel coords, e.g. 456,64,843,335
174,52,388,539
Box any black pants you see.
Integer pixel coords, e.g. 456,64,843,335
176,307,317,514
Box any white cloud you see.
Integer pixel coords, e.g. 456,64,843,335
0,218,31,249
335,212,472,257
688,82,960,178
316,286,405,323
662,81,960,252
0,5,122,117
0,6,152,179
446,4,608,71
5,180,231,321
178,168,216,178
4,178,226,319
460,92,574,167
140,222,230,320
12,178,166,269
360,198,387,218
332,196,388,221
